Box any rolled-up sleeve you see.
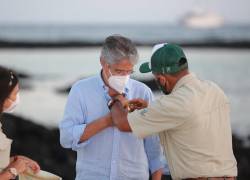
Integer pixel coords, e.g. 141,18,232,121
144,135,164,174
59,84,90,151
141,86,163,174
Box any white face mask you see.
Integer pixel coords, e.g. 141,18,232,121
108,69,129,94
3,93,20,113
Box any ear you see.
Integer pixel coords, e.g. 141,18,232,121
100,58,106,68
158,74,166,84
2,99,10,111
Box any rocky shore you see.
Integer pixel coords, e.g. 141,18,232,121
1,113,76,180
1,113,250,180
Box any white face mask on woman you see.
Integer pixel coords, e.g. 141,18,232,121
3,93,20,113
108,69,129,94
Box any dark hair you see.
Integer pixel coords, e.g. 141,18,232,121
0,66,19,112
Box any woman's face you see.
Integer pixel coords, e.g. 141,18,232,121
2,84,19,111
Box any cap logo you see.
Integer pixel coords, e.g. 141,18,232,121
140,109,148,116
162,66,171,73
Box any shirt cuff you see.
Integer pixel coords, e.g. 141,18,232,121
72,124,90,150
149,157,164,174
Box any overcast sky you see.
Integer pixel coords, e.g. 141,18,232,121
0,0,249,25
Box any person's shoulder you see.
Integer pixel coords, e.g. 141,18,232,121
71,75,99,91
128,78,152,92
204,80,229,101
167,81,197,110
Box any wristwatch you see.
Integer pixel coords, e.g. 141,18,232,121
107,94,125,109
8,167,18,179
107,99,119,109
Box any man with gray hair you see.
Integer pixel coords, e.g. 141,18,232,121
59,35,164,180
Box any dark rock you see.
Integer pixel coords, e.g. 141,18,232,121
1,114,76,180
16,72,32,80
10,69,33,90
56,86,72,94
232,135,250,179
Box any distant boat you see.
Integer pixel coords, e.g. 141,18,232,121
180,9,224,29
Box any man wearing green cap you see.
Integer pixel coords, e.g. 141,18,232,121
110,43,237,180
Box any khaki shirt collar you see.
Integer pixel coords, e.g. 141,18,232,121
172,73,196,92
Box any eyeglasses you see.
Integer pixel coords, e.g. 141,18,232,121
113,69,134,75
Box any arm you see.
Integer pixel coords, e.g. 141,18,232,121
110,94,148,132
59,84,113,150
144,136,164,180
11,156,40,173
79,113,112,143
59,85,90,150
0,171,13,180
152,170,163,180
111,100,132,132
0,156,33,180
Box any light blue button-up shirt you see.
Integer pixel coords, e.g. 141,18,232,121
59,73,165,180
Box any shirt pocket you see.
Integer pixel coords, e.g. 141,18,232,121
0,137,12,170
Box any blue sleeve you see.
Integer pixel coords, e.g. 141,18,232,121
143,85,155,104
142,85,164,174
144,135,164,174
59,84,91,151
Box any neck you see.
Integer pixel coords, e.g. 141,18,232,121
176,69,189,80
172,70,189,89
166,69,189,92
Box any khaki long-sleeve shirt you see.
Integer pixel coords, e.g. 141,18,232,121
128,73,237,179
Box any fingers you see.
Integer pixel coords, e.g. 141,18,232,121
129,98,147,105
15,156,40,174
29,162,40,173
27,161,40,173
128,98,148,110
128,98,141,105
113,96,148,111
9,158,27,174
26,160,40,174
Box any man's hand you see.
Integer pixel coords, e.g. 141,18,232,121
7,156,40,175
152,169,163,180
113,94,129,109
110,100,132,132
128,98,148,112
14,156,40,173
105,113,113,127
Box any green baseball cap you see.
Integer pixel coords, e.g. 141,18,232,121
139,43,188,74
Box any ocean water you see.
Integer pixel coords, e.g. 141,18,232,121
1,24,250,43
0,47,249,138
